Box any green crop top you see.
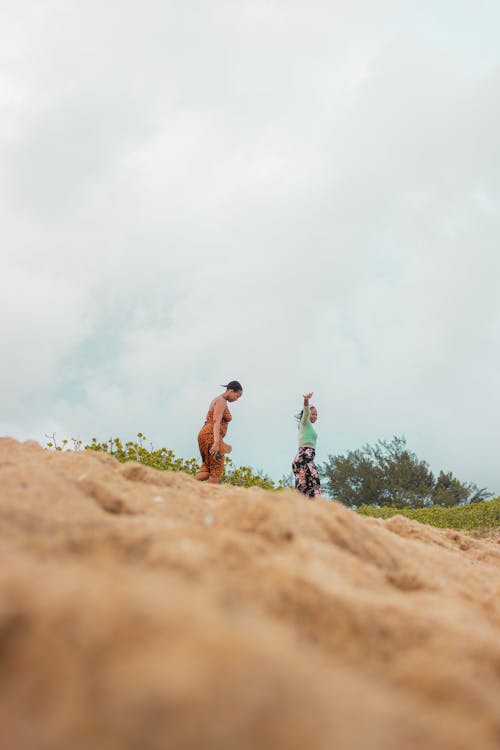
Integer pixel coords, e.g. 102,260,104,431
298,405,317,449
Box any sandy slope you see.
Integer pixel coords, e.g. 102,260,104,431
0,438,499,750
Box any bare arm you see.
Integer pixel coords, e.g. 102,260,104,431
301,392,313,424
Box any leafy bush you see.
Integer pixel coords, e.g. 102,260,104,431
356,497,500,532
222,458,279,489
46,433,282,490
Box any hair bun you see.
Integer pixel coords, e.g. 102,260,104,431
223,380,243,392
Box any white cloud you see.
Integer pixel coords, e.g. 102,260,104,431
1,1,499,492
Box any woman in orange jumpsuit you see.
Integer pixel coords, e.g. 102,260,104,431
195,381,243,483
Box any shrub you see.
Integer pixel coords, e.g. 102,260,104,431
46,433,283,490
356,498,500,532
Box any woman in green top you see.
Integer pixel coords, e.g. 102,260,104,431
292,391,322,499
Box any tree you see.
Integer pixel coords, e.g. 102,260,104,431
432,472,491,506
321,449,386,507
432,471,469,507
321,436,489,509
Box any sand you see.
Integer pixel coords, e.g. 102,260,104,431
0,438,499,750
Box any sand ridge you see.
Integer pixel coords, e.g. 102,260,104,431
0,438,499,750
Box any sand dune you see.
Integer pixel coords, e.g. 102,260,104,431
0,438,499,750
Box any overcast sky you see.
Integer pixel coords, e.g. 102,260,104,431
1,1,499,493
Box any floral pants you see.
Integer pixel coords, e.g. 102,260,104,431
292,447,322,499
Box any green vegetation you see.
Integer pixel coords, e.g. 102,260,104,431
321,436,491,509
356,497,500,533
45,432,499,532
45,433,281,490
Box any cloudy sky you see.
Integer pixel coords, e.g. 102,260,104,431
1,1,499,492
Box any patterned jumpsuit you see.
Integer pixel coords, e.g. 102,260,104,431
197,402,232,481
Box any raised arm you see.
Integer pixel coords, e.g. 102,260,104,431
301,392,313,425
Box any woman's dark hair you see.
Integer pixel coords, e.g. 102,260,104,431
295,410,304,427
295,405,315,427
222,380,243,392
